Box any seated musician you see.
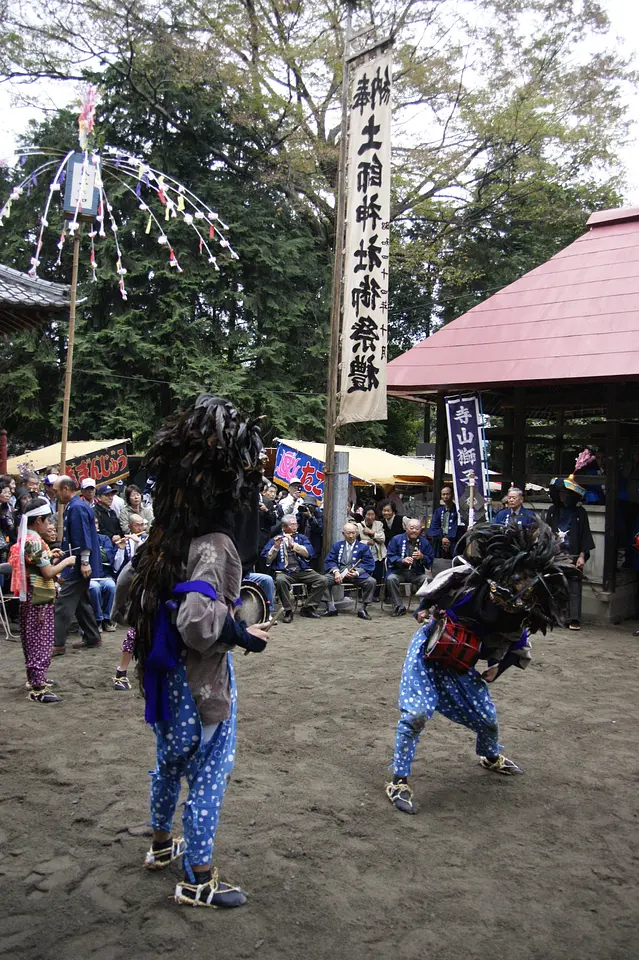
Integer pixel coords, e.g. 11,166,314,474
261,516,327,623
493,488,536,528
386,519,434,617
323,522,376,621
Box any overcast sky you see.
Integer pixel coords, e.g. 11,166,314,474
1,0,638,202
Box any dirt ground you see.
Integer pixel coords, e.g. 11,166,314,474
0,608,638,960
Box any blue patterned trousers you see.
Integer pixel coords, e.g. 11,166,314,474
150,654,237,882
393,624,501,777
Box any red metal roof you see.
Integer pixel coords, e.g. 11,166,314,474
387,208,639,395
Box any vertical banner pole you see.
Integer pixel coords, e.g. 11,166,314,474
338,48,392,423
323,6,353,560
445,393,489,528
58,224,82,538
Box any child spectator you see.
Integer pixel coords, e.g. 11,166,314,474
9,497,76,702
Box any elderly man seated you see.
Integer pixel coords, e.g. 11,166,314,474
261,515,327,623
493,487,536,528
385,518,434,617
113,514,149,575
324,521,376,620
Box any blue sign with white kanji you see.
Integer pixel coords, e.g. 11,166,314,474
445,395,489,507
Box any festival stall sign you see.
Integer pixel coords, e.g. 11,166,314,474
444,395,490,523
273,443,329,498
338,52,392,425
273,439,434,498
6,438,130,484
66,441,128,486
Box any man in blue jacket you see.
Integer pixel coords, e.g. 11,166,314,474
261,515,328,623
493,488,536,528
53,477,103,654
89,524,118,633
324,522,376,620
386,519,434,616
428,484,463,558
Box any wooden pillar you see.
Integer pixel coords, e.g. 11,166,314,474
433,395,447,504
553,409,565,476
423,402,431,445
603,387,619,593
501,402,514,494
512,387,526,492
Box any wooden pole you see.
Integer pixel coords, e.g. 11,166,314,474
423,403,431,445
433,395,447,498
322,6,352,559
57,224,82,538
501,399,514,495
603,386,619,594
512,387,526,492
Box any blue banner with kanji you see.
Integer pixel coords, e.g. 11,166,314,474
444,395,489,507
273,443,332,500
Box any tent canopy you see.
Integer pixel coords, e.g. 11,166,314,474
276,439,433,486
387,207,639,395
6,439,129,475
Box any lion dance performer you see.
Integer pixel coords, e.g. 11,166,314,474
128,395,270,907
386,521,570,814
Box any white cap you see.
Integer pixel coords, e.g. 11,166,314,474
44,473,59,485
81,478,97,490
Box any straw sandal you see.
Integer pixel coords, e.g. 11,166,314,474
385,779,417,814
28,688,62,704
144,837,185,870
479,754,524,775
174,868,247,908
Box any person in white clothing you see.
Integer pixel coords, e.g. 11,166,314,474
277,479,303,518
111,480,126,518
80,477,97,507
113,515,148,574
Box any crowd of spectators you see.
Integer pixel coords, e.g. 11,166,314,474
2,458,630,698
0,472,153,649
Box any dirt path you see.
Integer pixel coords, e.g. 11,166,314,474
1,611,638,960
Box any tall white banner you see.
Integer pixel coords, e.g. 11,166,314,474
338,52,392,425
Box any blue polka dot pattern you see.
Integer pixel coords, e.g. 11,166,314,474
393,624,501,777
150,653,237,882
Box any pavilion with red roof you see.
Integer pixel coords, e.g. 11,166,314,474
388,207,639,620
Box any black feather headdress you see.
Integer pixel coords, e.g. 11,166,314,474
453,521,572,633
128,394,264,684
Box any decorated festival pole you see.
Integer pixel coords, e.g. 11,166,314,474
0,83,240,538
57,224,82,536
0,83,239,536
323,3,353,561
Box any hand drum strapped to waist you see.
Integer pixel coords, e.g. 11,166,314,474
423,615,482,674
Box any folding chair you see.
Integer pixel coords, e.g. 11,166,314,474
341,581,363,613
0,562,17,640
380,580,415,612
291,582,308,610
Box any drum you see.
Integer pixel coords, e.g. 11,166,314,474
423,615,482,675
237,580,268,627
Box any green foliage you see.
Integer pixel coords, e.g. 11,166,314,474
0,0,633,459
0,75,333,453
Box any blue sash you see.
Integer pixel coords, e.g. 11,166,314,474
144,579,219,725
